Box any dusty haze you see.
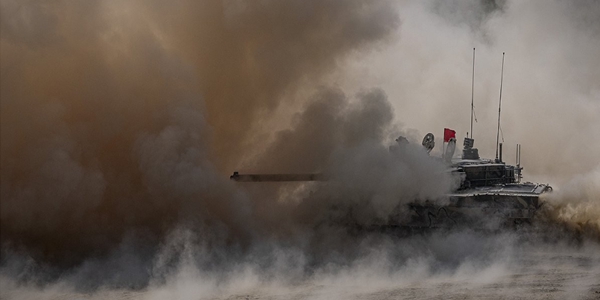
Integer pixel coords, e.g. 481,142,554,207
1,0,599,299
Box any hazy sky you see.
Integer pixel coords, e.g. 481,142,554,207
316,0,600,185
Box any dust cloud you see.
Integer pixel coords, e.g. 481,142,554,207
0,0,401,264
1,0,600,299
538,167,600,241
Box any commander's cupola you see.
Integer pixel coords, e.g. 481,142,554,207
462,137,480,160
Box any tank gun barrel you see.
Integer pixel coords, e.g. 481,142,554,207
230,172,325,182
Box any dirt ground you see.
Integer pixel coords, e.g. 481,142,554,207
3,246,599,300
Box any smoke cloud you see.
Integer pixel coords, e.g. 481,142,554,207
539,167,600,241
0,0,402,264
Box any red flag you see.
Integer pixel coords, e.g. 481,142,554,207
444,128,456,142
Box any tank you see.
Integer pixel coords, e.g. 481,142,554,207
404,133,552,229
230,131,552,230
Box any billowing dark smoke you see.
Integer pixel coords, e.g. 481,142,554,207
242,88,457,237
0,0,405,267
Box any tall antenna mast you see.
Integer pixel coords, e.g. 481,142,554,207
495,52,505,161
470,47,475,139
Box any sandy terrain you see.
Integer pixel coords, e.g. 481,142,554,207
3,245,599,300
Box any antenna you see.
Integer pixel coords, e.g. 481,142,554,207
515,144,522,182
470,47,475,139
495,52,505,162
